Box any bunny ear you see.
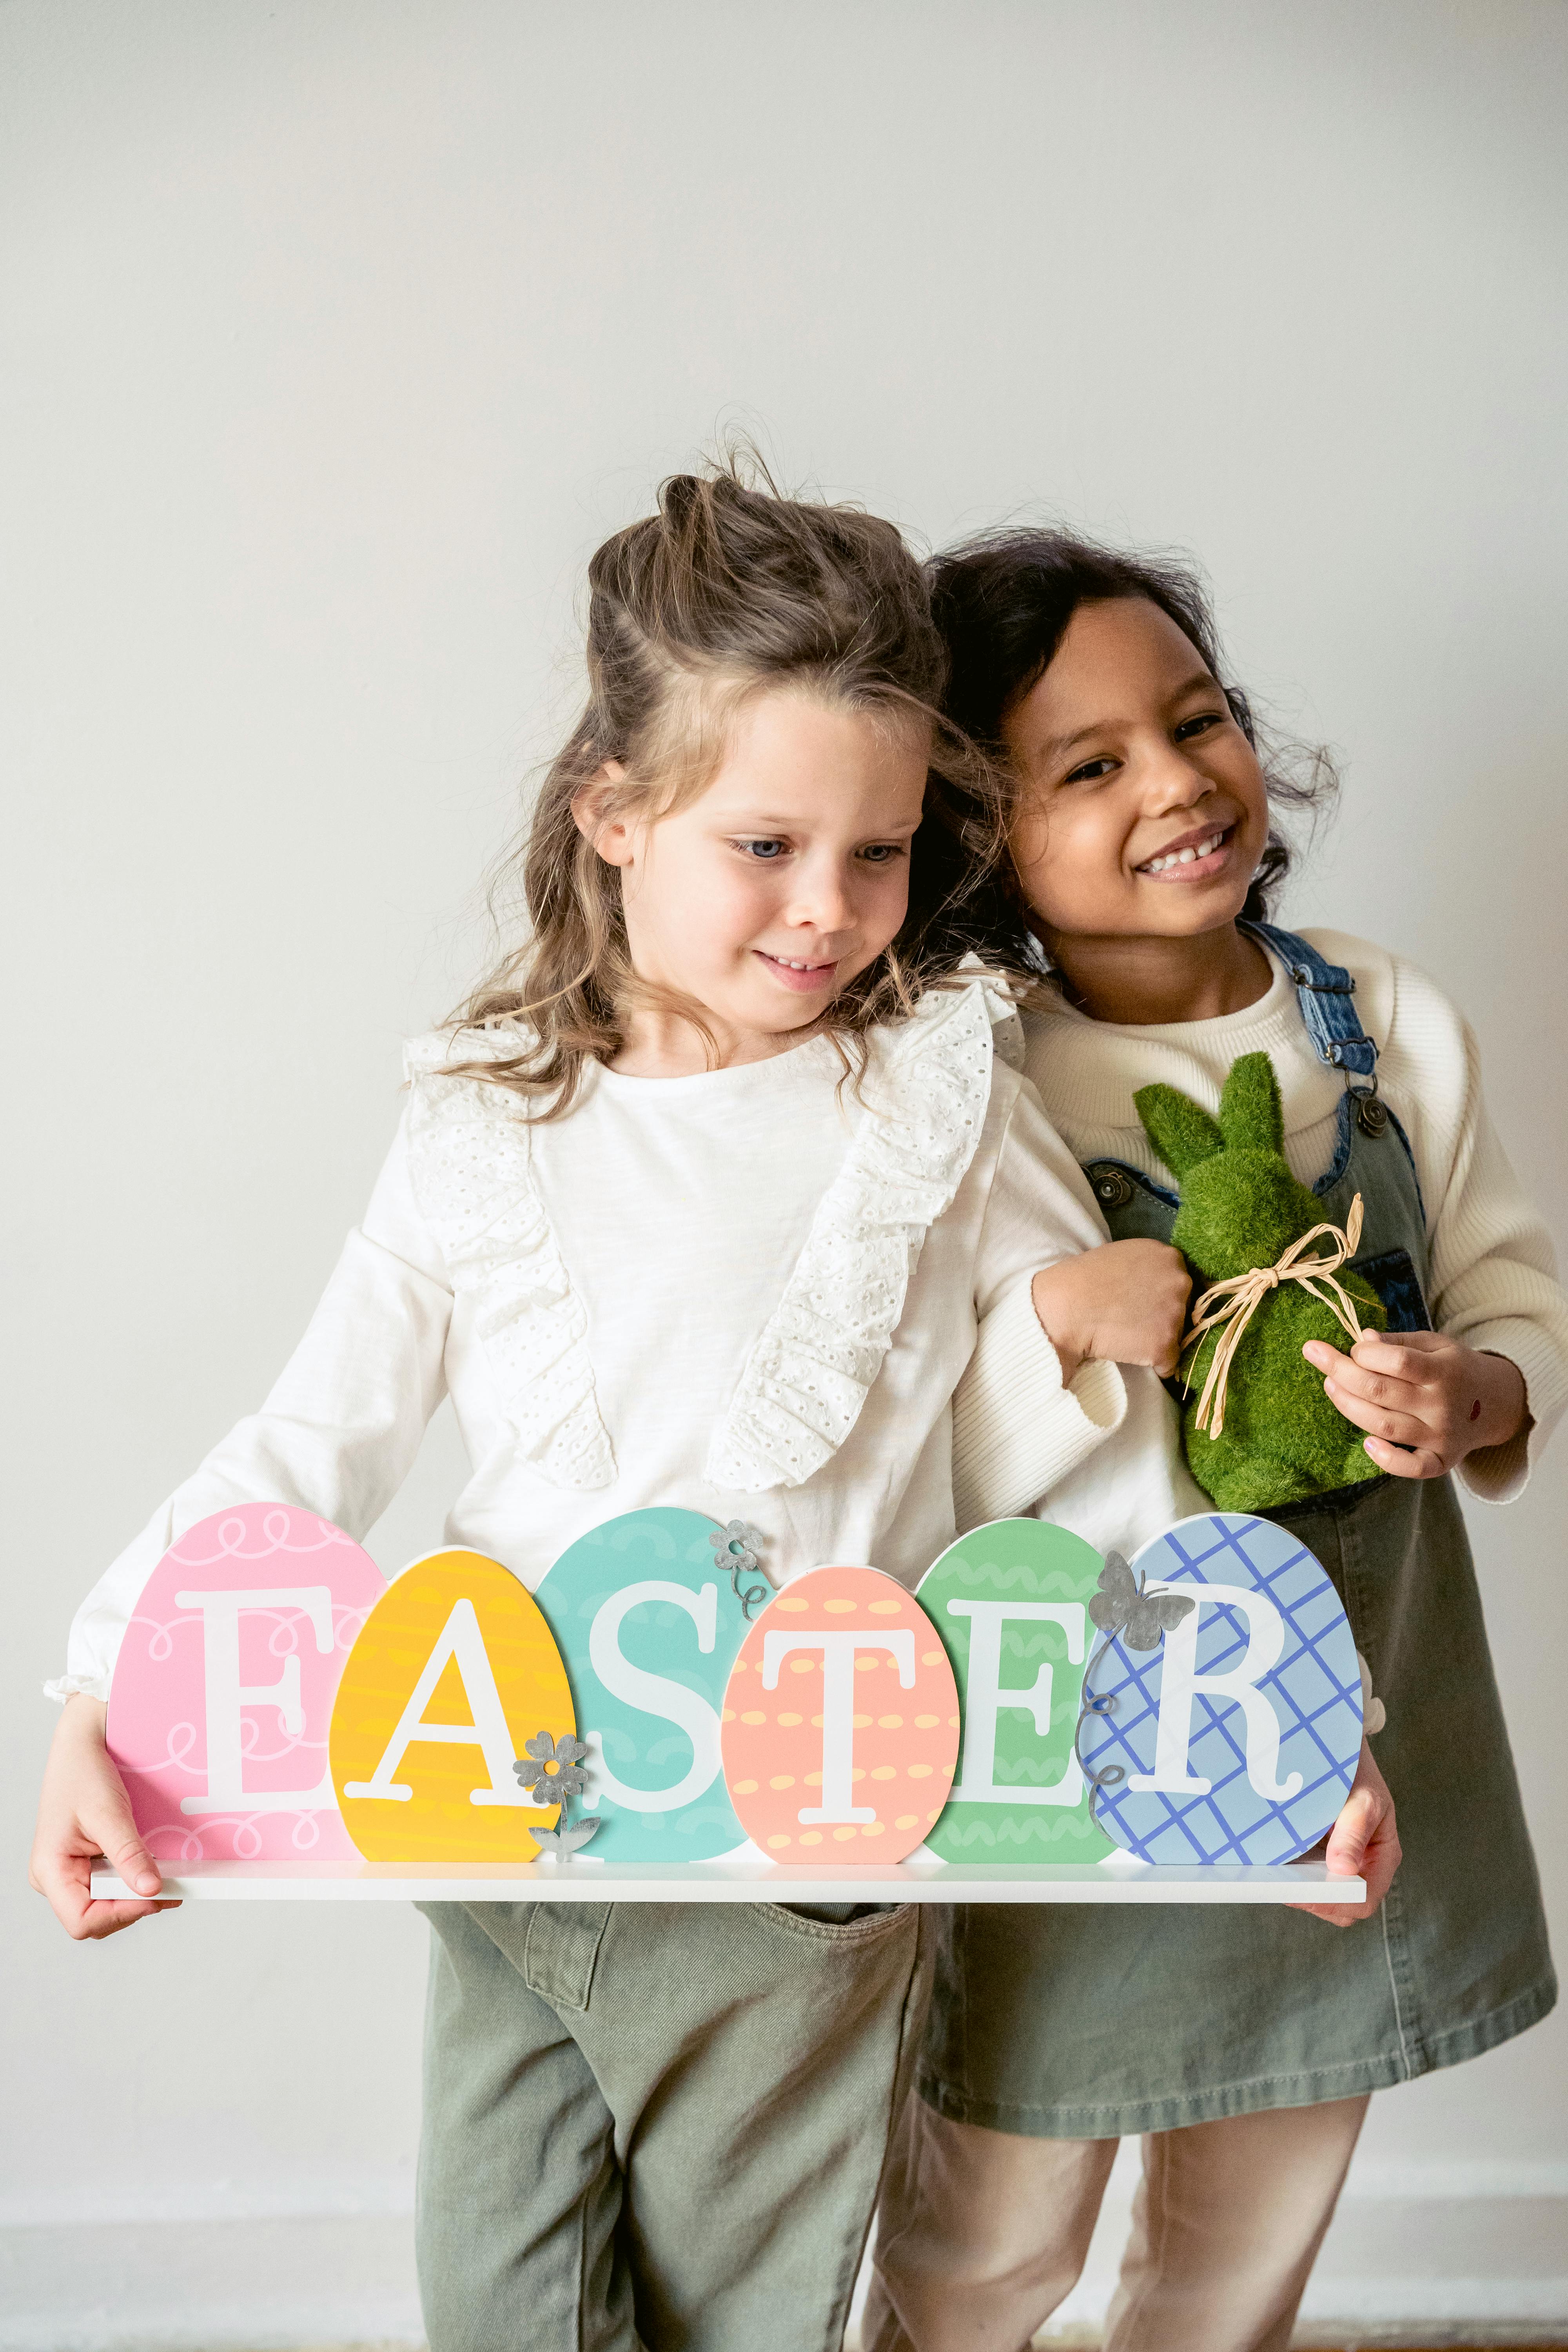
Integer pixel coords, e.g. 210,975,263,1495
1134,1082,1225,1178
1218,1052,1284,1154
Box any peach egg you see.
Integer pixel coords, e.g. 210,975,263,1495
719,1564,960,1866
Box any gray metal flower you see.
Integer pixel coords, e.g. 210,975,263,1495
530,1814,601,1856
710,1520,761,1574
709,1521,769,1618
513,1730,590,1804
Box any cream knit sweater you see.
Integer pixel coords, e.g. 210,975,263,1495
952,929,1568,1554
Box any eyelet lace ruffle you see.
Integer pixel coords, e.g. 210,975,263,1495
403,980,1011,1498
704,981,1001,1491
403,1032,615,1491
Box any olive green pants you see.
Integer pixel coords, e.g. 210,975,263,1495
416,1899,932,2352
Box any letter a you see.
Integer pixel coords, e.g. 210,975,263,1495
342,1598,544,1810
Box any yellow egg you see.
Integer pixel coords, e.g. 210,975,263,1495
330,1550,572,1863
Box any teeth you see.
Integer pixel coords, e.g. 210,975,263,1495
1142,831,1224,874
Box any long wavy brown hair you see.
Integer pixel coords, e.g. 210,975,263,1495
450,461,1024,1117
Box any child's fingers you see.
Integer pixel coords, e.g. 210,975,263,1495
1152,1314,1187,1379
1292,1861,1391,1926
1320,1379,1428,1449
1301,1338,1356,1379
30,1846,179,1940
1359,1811,1404,1913
1334,1753,1401,1907
1361,1434,1449,1479
1345,1333,1440,1379
1308,1346,1420,1415
1307,1339,1458,1471
82,1788,166,1900
1308,1334,1443,1396
1322,1791,1374,1878
29,1709,172,1937
1291,1900,1371,1927
1290,1746,1401,1926
1149,1249,1193,1376
1289,1845,1374,1924
74,1894,181,1942
1356,1328,1445,1361
102,1829,164,1901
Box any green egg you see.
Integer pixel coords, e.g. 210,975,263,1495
917,1519,1114,1864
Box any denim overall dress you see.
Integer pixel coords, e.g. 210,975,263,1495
919,927,1556,2139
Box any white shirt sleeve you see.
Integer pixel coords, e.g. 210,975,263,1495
952,1075,1127,1532
1345,942,1568,1504
46,1110,453,1703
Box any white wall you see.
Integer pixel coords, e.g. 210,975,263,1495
4,4,1565,2343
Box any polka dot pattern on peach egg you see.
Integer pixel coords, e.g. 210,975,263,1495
719,1566,959,1865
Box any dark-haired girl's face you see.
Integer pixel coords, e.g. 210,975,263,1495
1004,597,1269,951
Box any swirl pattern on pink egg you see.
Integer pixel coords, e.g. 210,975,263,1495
720,1565,960,1866
105,1504,384,1860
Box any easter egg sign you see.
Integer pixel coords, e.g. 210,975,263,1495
720,1565,959,1864
106,1504,383,1862
329,1550,575,1862
533,1508,751,1861
917,1519,1113,1865
1078,1512,1363,1866
101,1499,1366,1891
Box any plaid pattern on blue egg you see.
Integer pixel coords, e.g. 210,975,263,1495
1079,1513,1363,1866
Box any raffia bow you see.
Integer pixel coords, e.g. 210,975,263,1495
1181,1194,1367,1440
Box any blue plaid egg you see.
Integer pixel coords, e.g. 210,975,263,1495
1078,1513,1363,1866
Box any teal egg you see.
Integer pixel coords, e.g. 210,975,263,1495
533,1508,751,1860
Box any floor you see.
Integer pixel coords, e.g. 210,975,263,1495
1004,2334,1568,2352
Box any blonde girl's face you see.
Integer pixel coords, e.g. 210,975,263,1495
586,688,929,1062
1004,598,1271,949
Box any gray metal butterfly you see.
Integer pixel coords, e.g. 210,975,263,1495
1087,1552,1195,1652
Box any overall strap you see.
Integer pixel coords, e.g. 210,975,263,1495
1241,921,1379,1084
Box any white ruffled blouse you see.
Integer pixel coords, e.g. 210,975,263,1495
53,980,1126,1701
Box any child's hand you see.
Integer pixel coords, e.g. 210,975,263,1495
1301,1331,1527,1480
1031,1239,1192,1387
1289,1739,1401,1927
30,1695,180,1940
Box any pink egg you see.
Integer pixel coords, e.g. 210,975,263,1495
106,1504,383,1861
720,1565,959,1866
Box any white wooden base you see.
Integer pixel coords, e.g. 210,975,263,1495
91,1856,1364,1904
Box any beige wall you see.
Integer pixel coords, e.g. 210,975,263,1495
5,2,1565,2339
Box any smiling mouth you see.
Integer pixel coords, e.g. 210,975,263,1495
1136,824,1234,878
755,949,839,991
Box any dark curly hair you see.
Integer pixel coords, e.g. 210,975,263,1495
926,527,1338,941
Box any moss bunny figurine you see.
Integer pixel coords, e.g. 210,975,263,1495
1134,1051,1386,1512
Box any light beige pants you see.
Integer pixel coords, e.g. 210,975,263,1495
865,2092,1370,2352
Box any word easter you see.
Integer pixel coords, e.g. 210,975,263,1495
107,1505,1363,1873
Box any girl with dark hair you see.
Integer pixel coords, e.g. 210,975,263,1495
34,470,1147,2352
868,531,1565,2352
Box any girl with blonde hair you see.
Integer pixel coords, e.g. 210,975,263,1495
34,468,1149,2351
